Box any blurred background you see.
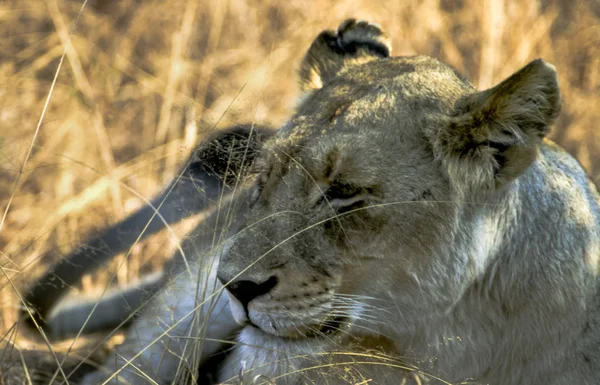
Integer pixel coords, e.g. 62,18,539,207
0,0,598,336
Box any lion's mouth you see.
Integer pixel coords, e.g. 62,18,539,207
268,315,347,340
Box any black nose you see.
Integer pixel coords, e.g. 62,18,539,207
220,276,278,309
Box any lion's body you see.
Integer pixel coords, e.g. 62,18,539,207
28,20,600,385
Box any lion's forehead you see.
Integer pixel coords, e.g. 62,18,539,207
336,55,471,96
279,57,468,141
253,56,471,195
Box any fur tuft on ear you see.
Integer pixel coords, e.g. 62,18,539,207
299,19,391,96
434,59,561,194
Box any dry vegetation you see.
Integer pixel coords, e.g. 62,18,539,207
0,0,599,382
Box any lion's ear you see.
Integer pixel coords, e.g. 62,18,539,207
433,59,561,194
299,19,391,96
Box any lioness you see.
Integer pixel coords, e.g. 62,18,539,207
29,19,600,385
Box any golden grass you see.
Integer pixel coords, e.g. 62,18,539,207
0,0,598,381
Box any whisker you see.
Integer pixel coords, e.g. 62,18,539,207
333,293,394,303
331,298,397,316
326,307,379,320
331,305,392,318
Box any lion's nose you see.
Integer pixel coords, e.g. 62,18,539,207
219,276,278,309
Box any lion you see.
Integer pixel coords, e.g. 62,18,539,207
24,19,600,385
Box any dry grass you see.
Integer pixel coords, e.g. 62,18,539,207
0,0,598,382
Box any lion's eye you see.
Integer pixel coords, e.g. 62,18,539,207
317,183,368,213
324,183,359,200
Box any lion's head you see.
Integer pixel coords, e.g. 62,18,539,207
217,19,560,348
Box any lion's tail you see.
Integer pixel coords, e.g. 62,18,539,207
21,124,272,340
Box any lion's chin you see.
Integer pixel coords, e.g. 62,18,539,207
255,315,348,340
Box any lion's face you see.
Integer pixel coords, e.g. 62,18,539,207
219,57,474,341
218,20,560,346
